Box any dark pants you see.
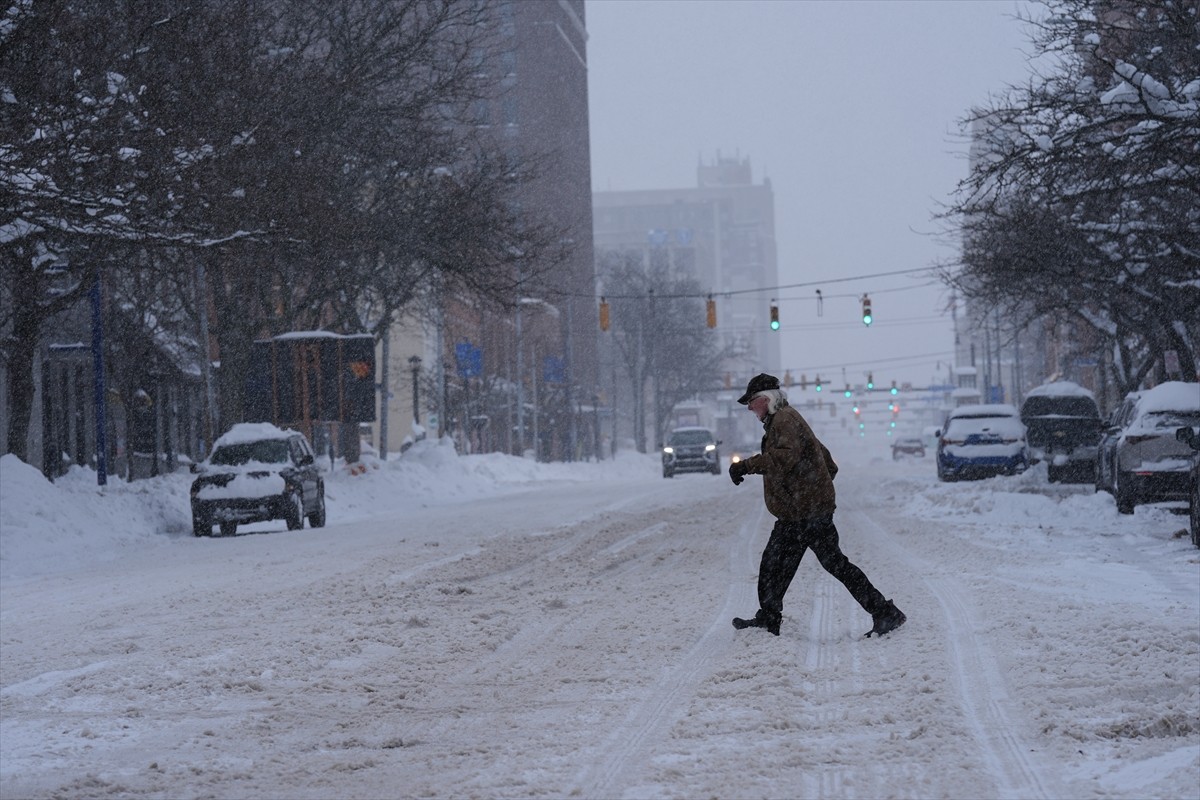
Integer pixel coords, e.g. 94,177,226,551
755,517,886,626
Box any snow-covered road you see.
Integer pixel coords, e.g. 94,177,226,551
1,445,1197,799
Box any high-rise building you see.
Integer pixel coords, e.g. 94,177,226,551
374,0,597,460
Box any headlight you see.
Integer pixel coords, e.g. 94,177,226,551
662,446,674,454
731,454,741,464
705,444,716,452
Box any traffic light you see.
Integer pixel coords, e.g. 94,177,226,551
843,384,852,398
706,295,717,329
769,301,780,331
890,380,898,395
599,297,610,332
861,294,872,326
867,373,874,390
815,375,822,392
800,374,808,390
784,370,792,387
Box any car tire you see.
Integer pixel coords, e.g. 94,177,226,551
710,464,721,475
1115,472,1136,515
192,514,210,537
219,521,237,536
662,469,673,479
285,491,305,530
308,485,327,528
1047,464,1060,483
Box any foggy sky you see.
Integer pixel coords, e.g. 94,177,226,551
586,0,1035,391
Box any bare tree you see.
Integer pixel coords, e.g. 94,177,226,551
598,251,725,452
942,0,1199,393
3,0,567,456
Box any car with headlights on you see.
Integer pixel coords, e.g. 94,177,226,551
190,423,326,536
662,427,721,478
1110,381,1200,515
936,404,1029,482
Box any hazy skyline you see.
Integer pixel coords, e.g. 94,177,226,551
586,0,1036,392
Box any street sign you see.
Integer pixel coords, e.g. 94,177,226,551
455,342,482,378
543,355,565,384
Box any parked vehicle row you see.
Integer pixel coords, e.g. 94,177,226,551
925,381,1198,547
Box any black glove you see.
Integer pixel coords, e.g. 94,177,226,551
728,461,748,485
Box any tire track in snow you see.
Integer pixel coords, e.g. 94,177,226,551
924,576,1056,800
849,508,1061,800
572,502,767,798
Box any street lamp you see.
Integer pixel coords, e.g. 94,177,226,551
516,297,560,456
409,355,422,425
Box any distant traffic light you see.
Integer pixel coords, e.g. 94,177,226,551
784,370,792,387
706,295,717,329
769,301,780,331
815,375,822,392
861,294,872,326
890,380,898,395
800,374,808,390
843,385,852,398
867,373,874,390
599,297,610,331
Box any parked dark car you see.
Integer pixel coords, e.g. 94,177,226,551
1110,382,1200,515
1176,426,1200,548
1096,391,1142,496
1020,381,1102,483
662,427,721,478
936,404,1029,482
190,423,326,536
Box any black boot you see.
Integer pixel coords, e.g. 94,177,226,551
864,600,906,638
732,613,780,636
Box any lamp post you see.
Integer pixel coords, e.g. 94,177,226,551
409,355,422,425
515,297,559,457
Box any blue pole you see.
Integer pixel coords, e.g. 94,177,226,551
90,270,108,486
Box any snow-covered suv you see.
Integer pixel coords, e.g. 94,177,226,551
662,427,721,478
1111,382,1200,515
190,423,326,536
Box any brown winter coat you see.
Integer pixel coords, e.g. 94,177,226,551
740,403,838,520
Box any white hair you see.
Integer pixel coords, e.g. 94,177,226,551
755,388,789,415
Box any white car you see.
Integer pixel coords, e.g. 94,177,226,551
1112,382,1200,514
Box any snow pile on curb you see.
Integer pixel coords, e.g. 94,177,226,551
0,443,659,582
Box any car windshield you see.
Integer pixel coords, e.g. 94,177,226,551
210,439,291,466
669,430,713,446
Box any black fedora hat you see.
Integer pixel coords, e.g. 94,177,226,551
737,373,780,405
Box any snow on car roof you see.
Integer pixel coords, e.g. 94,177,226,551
1134,381,1200,414
1026,381,1096,400
949,403,1019,419
213,422,297,448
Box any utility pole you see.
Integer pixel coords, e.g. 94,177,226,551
378,323,389,460
89,269,108,487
